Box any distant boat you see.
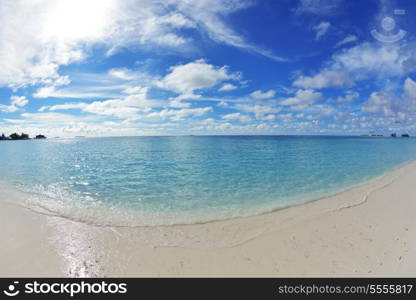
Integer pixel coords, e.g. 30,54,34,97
401,134,410,138
391,133,397,138
75,136,86,138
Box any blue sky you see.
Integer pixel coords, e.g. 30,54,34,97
1,0,416,137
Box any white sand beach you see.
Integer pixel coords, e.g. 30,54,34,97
1,161,415,277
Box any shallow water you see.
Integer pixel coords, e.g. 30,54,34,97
1,136,415,226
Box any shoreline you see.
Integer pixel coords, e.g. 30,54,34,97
1,157,414,228
1,160,416,276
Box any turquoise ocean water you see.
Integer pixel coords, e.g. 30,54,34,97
0,136,416,226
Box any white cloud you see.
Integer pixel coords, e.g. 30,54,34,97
0,0,113,88
313,22,331,41
39,96,212,121
361,78,416,121
171,92,201,102
335,91,359,103
295,0,343,16
402,77,416,116
293,70,354,89
0,112,141,138
304,104,335,119
250,89,276,99
0,105,18,113
290,104,309,111
10,96,29,107
147,107,212,121
0,95,29,113
361,92,394,116
222,112,252,123
40,103,86,112
34,88,119,99
293,42,416,90
33,75,71,98
108,68,138,81
0,0,285,89
171,0,287,62
201,118,216,125
149,33,188,47
235,103,281,119
40,87,164,119
21,112,97,124
258,114,276,121
169,100,192,108
218,83,237,92
157,59,239,94
217,101,229,107
44,100,141,119
33,70,153,99
281,89,322,106
278,113,293,120
33,86,57,98
404,77,416,98
335,34,358,47
159,12,196,29
331,43,415,78
82,100,146,119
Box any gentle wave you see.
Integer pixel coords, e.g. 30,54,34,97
1,136,416,227
3,160,411,227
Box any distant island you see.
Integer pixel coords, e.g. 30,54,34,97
360,133,411,138
0,133,46,140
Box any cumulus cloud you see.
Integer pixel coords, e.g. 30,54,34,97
361,92,394,116
335,91,359,103
0,95,29,113
0,0,111,88
404,77,416,98
169,99,192,108
293,70,354,89
222,112,252,123
361,78,416,122
0,104,18,113
235,103,281,120
218,83,237,92
250,89,276,99
108,68,139,81
280,89,322,106
302,104,335,120
40,96,212,121
332,43,416,78
10,96,29,107
40,87,162,119
293,42,416,89
157,59,239,94
402,77,416,115
33,75,71,98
